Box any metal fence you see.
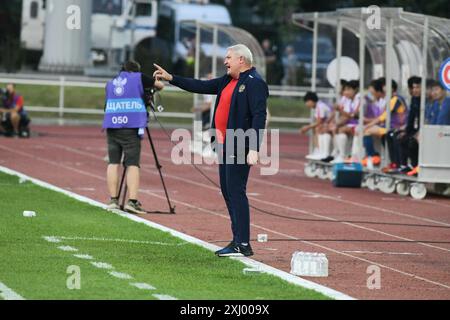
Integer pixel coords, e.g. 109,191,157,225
0,73,336,124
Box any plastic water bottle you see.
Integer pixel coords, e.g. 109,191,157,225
290,251,329,277
310,253,319,276
318,253,329,277
302,253,310,275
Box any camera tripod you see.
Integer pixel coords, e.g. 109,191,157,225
116,93,176,214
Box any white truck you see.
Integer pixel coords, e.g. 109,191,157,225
20,0,231,73
21,0,158,67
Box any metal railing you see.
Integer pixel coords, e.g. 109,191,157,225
0,73,336,124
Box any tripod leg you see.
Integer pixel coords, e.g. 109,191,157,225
146,127,175,214
118,166,127,210
121,184,128,211
117,166,127,199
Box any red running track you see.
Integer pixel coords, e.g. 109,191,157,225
1,124,450,299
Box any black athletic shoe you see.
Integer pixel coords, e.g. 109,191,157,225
321,156,334,163
215,241,236,255
217,243,253,257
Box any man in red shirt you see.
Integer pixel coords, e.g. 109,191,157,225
154,44,268,257
1,83,27,137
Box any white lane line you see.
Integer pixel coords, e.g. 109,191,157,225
43,236,62,243
42,140,450,216
136,188,450,291
0,282,25,300
181,151,450,226
109,271,133,280
249,175,450,227
342,251,423,256
90,262,114,270
153,294,178,300
57,246,78,252
73,254,94,260
423,199,450,209
0,165,354,300
41,141,450,226
113,159,450,252
131,164,450,254
246,197,450,254
130,283,156,290
65,187,96,192
46,235,185,246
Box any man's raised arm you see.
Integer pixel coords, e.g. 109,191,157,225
153,64,221,95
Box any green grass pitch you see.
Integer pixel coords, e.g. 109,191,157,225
0,172,329,300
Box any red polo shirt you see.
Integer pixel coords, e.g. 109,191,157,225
215,78,238,143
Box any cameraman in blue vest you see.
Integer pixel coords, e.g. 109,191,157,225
103,61,164,214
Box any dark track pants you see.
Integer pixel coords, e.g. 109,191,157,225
219,153,251,244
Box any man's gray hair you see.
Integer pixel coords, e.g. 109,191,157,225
227,44,253,65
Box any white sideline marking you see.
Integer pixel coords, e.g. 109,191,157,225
130,283,156,290
109,271,133,280
90,262,114,270
0,282,25,300
153,294,177,300
73,254,94,260
65,187,96,192
45,235,185,246
342,250,423,256
0,165,354,300
43,236,62,243
57,246,78,252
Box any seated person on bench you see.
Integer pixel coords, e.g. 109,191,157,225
362,78,408,168
300,91,333,161
0,83,28,137
427,81,450,126
333,80,361,163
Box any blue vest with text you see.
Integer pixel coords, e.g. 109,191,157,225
103,72,147,129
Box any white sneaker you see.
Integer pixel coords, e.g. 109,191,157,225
308,153,327,160
305,148,321,160
330,156,345,164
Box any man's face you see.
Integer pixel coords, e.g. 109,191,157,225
411,83,421,97
224,50,242,79
431,85,445,101
6,84,14,94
